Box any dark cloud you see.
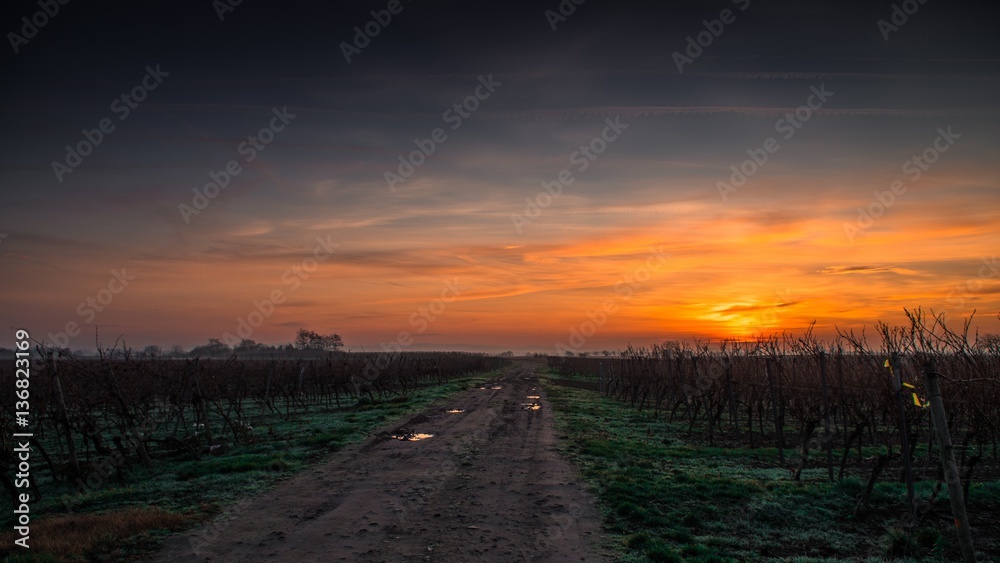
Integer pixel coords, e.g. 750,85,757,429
1,0,998,349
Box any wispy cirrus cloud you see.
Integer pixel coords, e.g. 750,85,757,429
821,265,921,276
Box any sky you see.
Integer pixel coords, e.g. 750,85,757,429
1,0,998,354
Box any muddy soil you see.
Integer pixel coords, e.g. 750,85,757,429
153,361,607,562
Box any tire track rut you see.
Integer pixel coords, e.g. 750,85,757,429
153,361,606,562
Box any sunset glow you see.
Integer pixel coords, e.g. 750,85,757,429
1,1,998,353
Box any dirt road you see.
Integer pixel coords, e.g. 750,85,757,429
153,361,607,562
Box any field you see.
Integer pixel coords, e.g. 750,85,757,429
543,314,1000,560
2,318,999,562
0,351,511,560
544,370,1000,561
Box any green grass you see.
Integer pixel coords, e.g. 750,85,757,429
541,371,1000,562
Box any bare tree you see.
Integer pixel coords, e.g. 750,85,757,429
294,329,344,351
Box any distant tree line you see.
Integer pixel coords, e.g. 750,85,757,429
179,329,343,358
110,329,344,359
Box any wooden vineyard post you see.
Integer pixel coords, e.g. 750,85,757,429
766,358,784,465
836,350,848,446
922,360,976,562
192,365,214,448
49,351,81,478
889,352,916,519
725,357,741,440
819,351,834,481
260,365,274,416
298,366,306,400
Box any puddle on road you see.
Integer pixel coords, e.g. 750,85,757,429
446,409,464,414
390,432,434,441
491,386,502,390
